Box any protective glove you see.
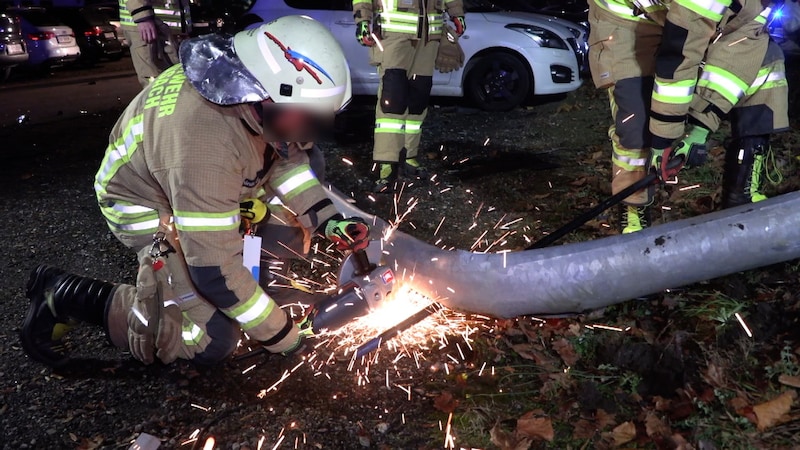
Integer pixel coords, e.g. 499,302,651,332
240,198,269,224
649,125,710,182
436,24,465,73
356,20,375,47
452,16,466,36
325,217,370,252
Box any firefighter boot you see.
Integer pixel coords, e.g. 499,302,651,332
400,148,429,180
721,136,769,209
21,265,117,368
373,162,399,193
618,204,651,234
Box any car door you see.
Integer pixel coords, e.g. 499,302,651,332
325,0,378,94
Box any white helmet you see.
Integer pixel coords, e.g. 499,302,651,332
181,15,352,113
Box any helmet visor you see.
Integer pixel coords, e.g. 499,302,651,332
180,33,270,106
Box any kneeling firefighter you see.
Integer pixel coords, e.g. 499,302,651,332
20,16,371,368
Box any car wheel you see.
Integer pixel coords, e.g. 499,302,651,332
465,52,532,112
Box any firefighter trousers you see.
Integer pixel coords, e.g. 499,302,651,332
121,21,177,88
588,5,663,206
371,32,439,163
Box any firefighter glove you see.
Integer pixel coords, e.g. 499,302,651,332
325,217,370,252
356,21,375,47
436,25,465,73
240,198,269,223
452,16,466,36
672,124,710,168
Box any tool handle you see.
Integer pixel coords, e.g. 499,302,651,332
355,302,443,358
526,172,658,250
352,249,376,276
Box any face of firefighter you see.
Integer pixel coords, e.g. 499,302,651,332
259,100,334,142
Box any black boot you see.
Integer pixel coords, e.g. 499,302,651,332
21,265,116,368
722,136,769,209
373,162,399,193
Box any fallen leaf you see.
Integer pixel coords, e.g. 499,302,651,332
753,390,797,431
572,418,597,439
516,411,554,442
77,436,104,450
611,421,636,446
702,363,726,388
552,338,579,366
778,374,800,389
644,412,670,438
569,177,588,187
490,423,532,450
595,409,617,430
433,391,460,413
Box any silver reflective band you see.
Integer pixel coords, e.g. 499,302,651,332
110,217,161,232
132,306,149,327
701,70,744,99
594,0,637,16
376,122,405,130
173,214,239,228
182,324,203,342
236,293,271,324
95,121,144,191
653,83,694,98
687,0,728,15
110,203,156,214
276,170,316,196
614,152,648,167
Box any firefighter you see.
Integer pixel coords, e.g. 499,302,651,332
588,0,788,233
353,0,466,192
119,0,191,87
20,16,369,369
648,1,789,209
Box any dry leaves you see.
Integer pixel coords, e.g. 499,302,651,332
517,411,554,442
778,374,800,389
644,412,670,438
490,423,532,450
610,421,636,446
552,338,579,367
433,391,460,413
753,390,797,431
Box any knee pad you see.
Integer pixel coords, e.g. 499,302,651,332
407,75,433,115
192,312,239,365
613,77,653,149
380,69,409,114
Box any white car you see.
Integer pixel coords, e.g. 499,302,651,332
247,0,586,111
10,7,80,69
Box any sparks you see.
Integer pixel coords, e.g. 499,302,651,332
679,184,701,191
341,157,354,166
734,312,753,338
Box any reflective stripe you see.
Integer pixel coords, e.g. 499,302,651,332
652,79,695,104
697,65,747,104
375,118,406,134
100,201,160,235
353,0,371,4
182,322,204,346
272,164,319,201
675,0,730,22
95,115,145,198
405,120,422,134
173,210,240,232
381,23,419,33
613,149,648,169
226,289,276,330
300,85,346,99
754,7,770,24
747,69,787,95
118,0,133,25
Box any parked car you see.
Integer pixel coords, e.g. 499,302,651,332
0,11,28,81
491,0,589,27
53,7,123,63
9,6,80,69
91,5,128,48
246,0,587,111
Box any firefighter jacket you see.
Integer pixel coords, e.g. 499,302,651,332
119,0,190,34
649,0,771,143
353,0,465,40
94,64,339,344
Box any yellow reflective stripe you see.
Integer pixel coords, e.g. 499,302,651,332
675,0,730,22
118,0,133,24
100,201,160,234
747,70,787,95
173,210,240,232
405,120,423,134
182,320,204,346
273,164,320,201
652,79,695,104
375,118,406,134
613,148,648,169
755,7,770,24
95,114,144,198
382,23,418,33
353,0,371,4
592,0,656,22
226,289,276,330
382,11,420,23
697,65,747,104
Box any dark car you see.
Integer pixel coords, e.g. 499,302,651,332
53,7,122,63
0,12,29,80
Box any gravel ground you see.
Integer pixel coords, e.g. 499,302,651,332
1,56,798,449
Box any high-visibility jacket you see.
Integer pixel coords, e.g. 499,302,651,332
649,0,771,141
590,0,668,23
94,64,339,344
353,0,465,39
119,0,190,34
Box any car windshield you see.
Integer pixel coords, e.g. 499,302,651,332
465,0,503,13
18,9,63,26
81,8,112,26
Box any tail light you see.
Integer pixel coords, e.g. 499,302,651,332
28,31,55,41
84,26,103,37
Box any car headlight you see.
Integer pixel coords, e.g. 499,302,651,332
505,24,569,50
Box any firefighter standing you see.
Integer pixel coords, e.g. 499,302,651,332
588,0,789,233
119,0,191,87
20,17,370,368
353,0,466,192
